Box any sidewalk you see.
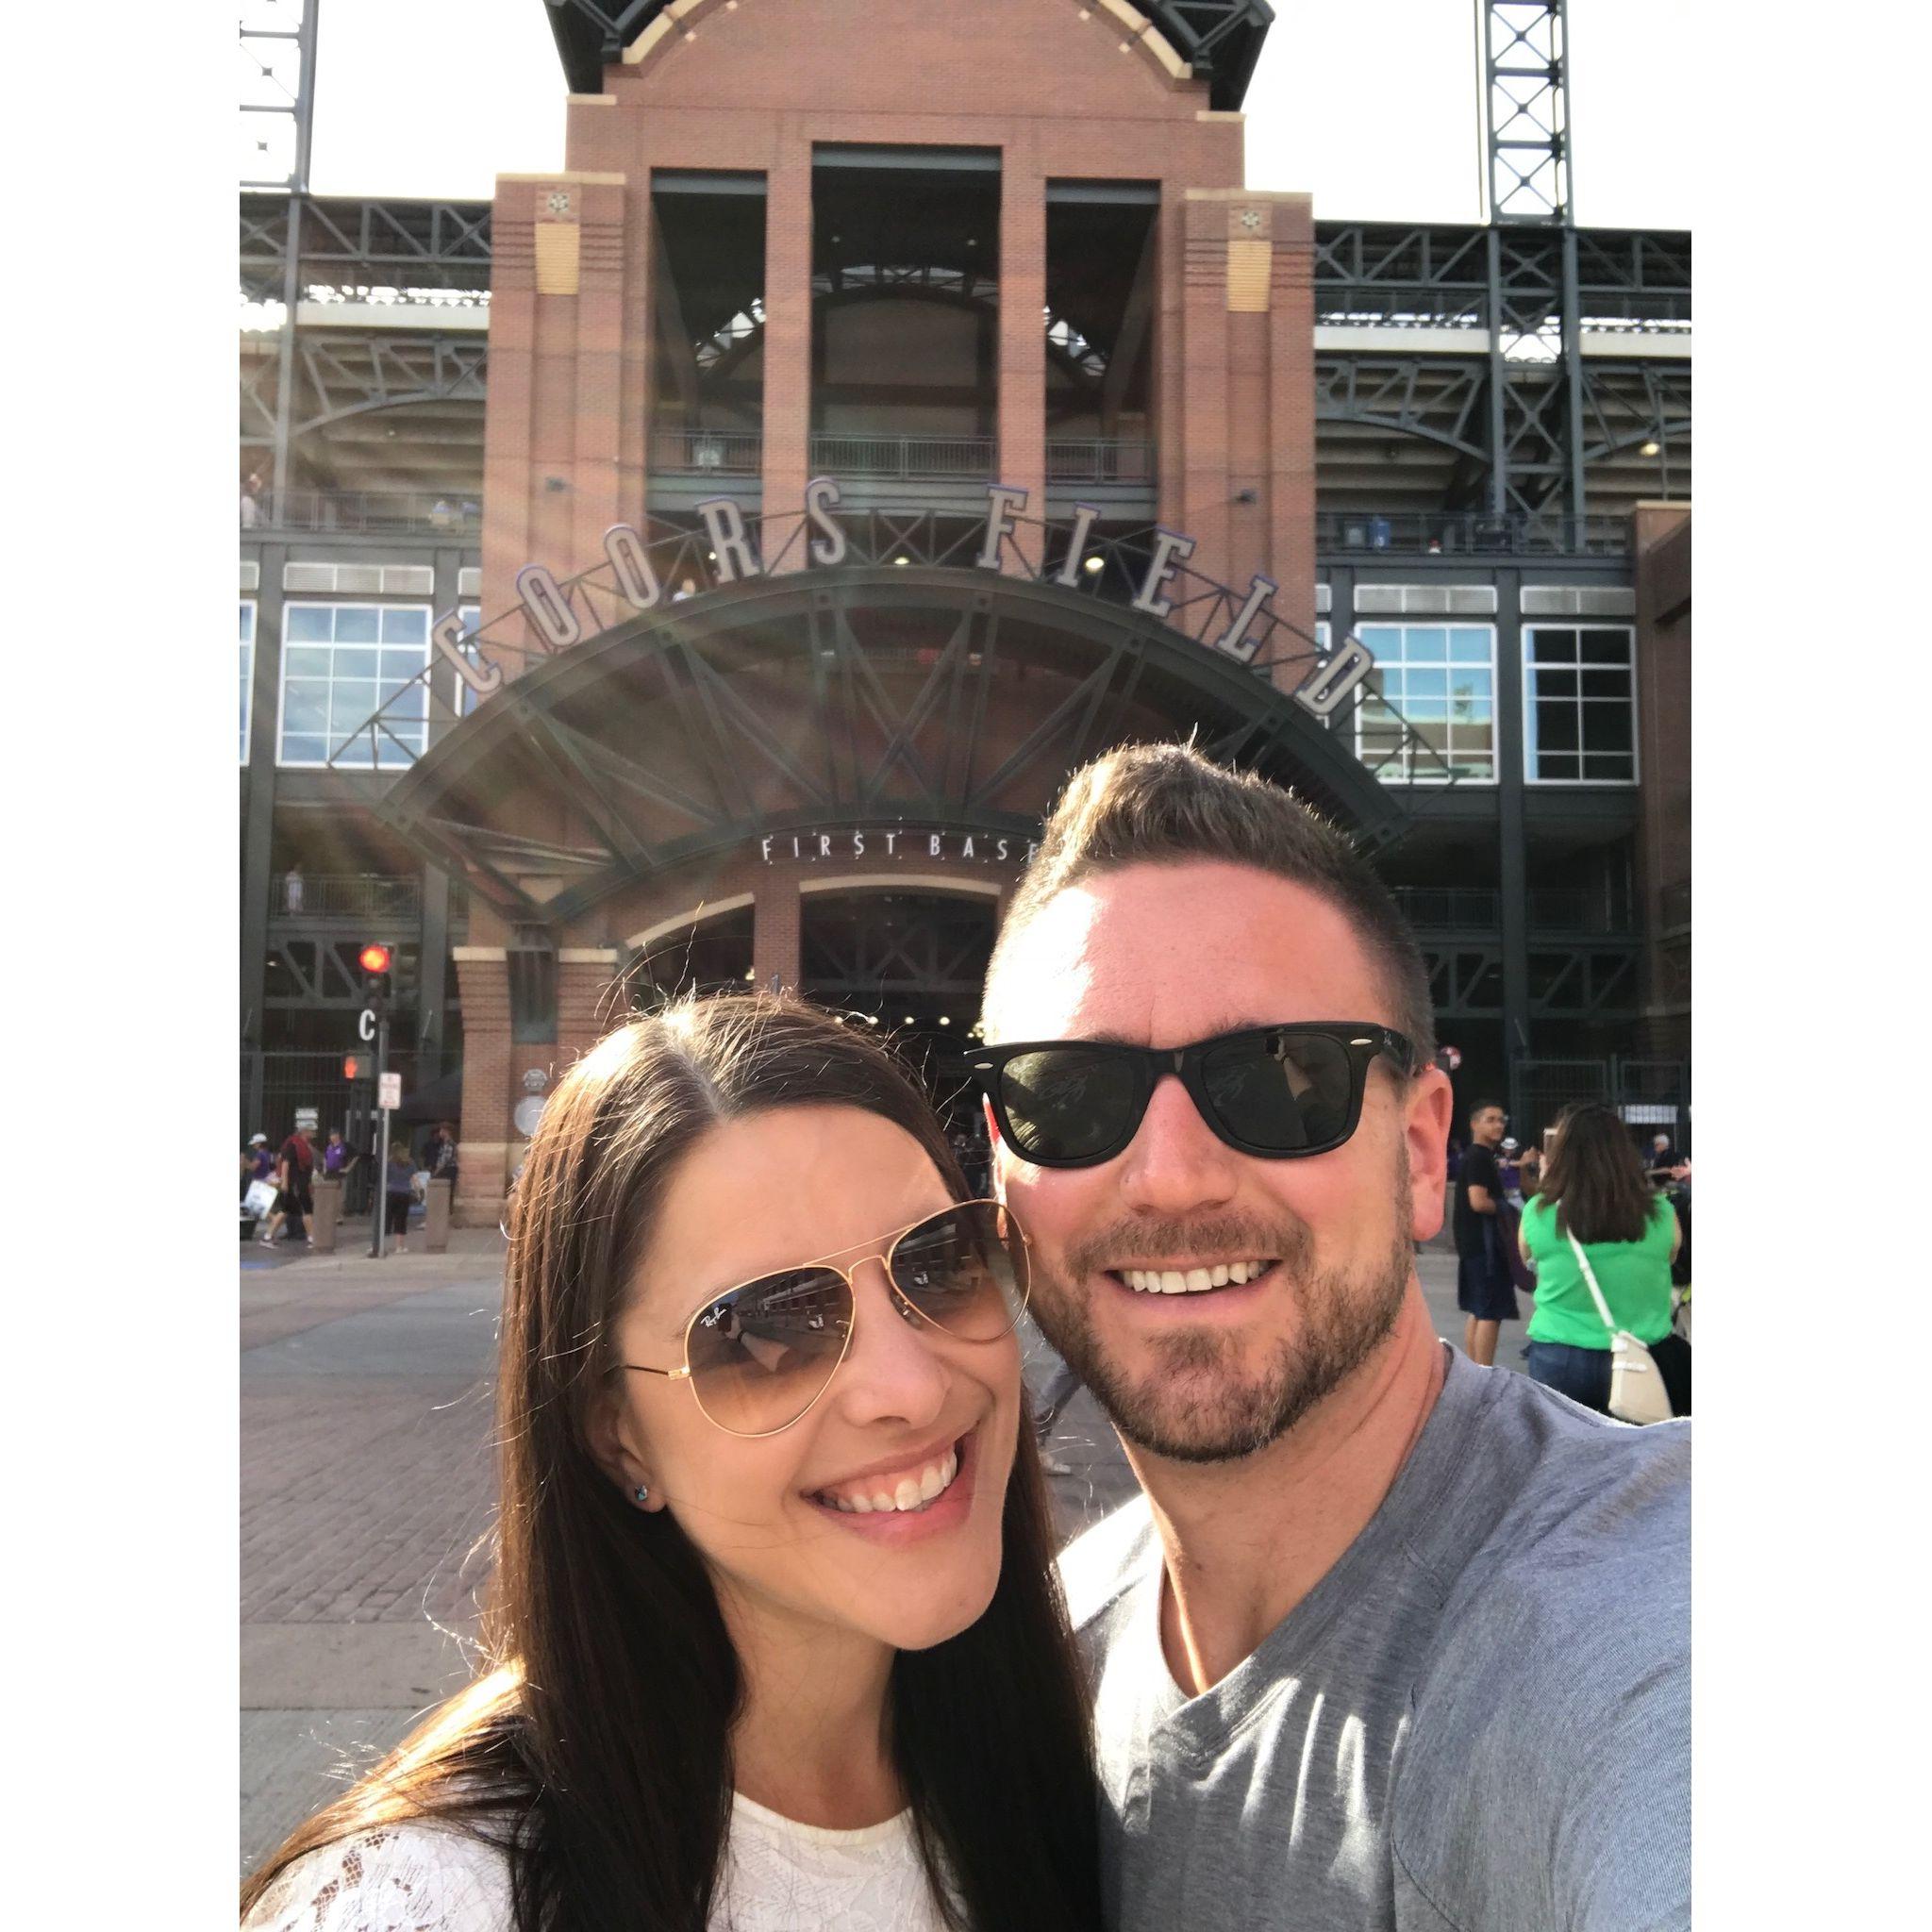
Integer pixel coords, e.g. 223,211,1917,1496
241,1234,1472,1871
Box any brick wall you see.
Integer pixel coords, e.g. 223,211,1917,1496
452,948,512,1225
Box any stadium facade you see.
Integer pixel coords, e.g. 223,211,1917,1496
240,0,1690,1224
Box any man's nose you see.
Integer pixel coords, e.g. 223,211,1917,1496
830,1260,953,1428
1115,1074,1240,1216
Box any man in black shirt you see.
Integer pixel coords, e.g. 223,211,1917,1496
1452,1100,1516,1364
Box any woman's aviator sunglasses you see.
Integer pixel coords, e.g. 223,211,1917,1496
973,1023,1420,1170
620,1199,1029,1437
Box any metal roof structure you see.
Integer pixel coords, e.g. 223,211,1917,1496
539,0,1274,110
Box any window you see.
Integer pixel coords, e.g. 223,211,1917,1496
277,603,430,768
240,600,256,763
458,605,483,716
1524,625,1636,783
1354,624,1495,782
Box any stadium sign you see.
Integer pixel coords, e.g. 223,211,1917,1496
758,828,1041,865
433,478,1374,717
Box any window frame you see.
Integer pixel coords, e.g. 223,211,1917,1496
240,598,257,765
1352,619,1499,787
1521,621,1640,787
275,599,434,770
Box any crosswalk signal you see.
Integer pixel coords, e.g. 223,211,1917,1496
342,1054,362,1080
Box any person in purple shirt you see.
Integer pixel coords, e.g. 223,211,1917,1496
322,1128,349,1176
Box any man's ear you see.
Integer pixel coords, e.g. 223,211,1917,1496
981,1094,1001,1147
1405,1066,1456,1242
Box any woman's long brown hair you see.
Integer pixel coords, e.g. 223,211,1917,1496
241,993,1102,1931
1539,1099,1658,1245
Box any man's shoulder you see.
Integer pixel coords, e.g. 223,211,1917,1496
1056,1491,1158,1636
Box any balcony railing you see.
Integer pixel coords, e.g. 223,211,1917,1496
273,874,423,924
650,428,764,475
1045,439,1157,484
243,491,481,534
1391,887,1500,929
1317,509,1630,558
808,434,993,479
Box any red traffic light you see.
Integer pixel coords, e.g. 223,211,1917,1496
358,942,392,974
342,1055,361,1080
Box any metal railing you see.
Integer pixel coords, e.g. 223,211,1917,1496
650,428,764,475
273,874,423,924
808,434,993,479
1045,439,1157,484
1391,887,1500,928
1391,887,1631,935
1317,509,1629,557
1527,889,1625,935
243,490,482,534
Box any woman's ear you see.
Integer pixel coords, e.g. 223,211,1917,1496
586,1376,665,1511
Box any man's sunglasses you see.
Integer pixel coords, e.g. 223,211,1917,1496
973,1023,1419,1170
620,1199,1028,1437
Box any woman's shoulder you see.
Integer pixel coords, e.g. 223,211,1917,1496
244,1822,514,1932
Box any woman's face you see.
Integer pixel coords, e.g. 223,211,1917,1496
599,1105,1022,1657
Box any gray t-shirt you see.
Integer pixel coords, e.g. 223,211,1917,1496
1060,1347,1690,1932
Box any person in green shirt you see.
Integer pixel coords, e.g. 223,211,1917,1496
1517,1102,1690,1417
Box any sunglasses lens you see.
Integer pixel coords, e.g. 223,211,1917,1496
1199,1030,1357,1152
889,1201,1028,1341
999,1047,1141,1164
683,1267,852,1434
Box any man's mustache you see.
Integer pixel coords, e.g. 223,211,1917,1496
1061,1210,1316,1280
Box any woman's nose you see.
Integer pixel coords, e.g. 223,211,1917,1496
830,1258,951,1428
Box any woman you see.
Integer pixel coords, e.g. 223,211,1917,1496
1517,1101,1690,1417
242,994,1100,1931
383,1140,417,1254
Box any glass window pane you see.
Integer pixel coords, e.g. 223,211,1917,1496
1449,669,1486,703
1582,702,1633,752
1537,668,1578,699
1531,627,1577,663
334,646,380,679
285,644,331,678
380,647,425,680
1406,667,1448,701
385,689,428,726
1405,697,1448,723
285,605,332,642
1450,630,1491,664
1586,753,1635,782
329,680,377,732
1579,627,1631,664
381,607,428,643
1537,701,1578,750
1580,669,1628,700
1539,753,1580,781
329,737,375,769
1406,626,1447,662
240,603,256,643
334,606,381,642
283,684,328,733
1357,626,1398,663
279,733,328,765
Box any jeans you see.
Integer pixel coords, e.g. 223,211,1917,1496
1526,1335,1690,1418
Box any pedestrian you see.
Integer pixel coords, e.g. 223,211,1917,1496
1452,1098,1517,1365
240,471,262,527
1645,1128,1678,1180
242,1131,275,1190
384,1140,416,1254
1518,1101,1690,1417
975,741,1688,1930
424,1118,459,1192
321,1127,349,1178
258,1120,316,1246
242,996,1103,1932
282,865,304,915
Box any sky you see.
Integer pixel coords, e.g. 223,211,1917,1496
297,0,1690,229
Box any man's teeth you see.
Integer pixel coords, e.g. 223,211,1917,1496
1119,1260,1275,1293
817,1448,959,1515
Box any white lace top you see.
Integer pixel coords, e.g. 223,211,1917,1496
244,1794,957,1931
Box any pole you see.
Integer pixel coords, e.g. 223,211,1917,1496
370,1011,391,1259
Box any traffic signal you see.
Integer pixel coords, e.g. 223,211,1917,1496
342,1054,362,1080
358,941,393,1013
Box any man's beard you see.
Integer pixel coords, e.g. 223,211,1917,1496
1032,1149,1415,1463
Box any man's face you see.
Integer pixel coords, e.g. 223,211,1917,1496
1471,1107,1506,1146
985,860,1452,1463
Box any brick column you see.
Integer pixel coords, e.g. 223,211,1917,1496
1177,192,1232,591
1263,193,1318,693
453,947,512,1226
481,187,537,628
557,947,625,1068
570,176,630,577
761,149,813,571
751,877,801,991
997,137,1046,574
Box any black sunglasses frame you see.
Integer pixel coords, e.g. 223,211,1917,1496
973,1023,1420,1170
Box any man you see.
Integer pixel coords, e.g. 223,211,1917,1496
1453,1099,1517,1364
272,1120,316,1247
976,743,1688,1931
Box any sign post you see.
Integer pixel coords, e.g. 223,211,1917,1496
358,942,395,1260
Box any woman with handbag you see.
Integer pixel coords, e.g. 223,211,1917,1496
1517,1102,1690,1420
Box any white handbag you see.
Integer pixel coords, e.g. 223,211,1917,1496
1566,1229,1674,1425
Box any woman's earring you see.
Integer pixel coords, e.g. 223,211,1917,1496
633,1482,651,1506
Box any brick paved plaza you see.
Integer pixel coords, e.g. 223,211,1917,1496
241,1225,1469,1869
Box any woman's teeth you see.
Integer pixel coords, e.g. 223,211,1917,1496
1119,1260,1275,1293
816,1448,959,1515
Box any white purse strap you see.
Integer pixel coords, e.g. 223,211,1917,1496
1564,1226,1621,1337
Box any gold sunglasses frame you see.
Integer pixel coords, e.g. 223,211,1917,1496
617,1197,1030,1438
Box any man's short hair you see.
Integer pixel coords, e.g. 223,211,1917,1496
982,741,1435,1060
1470,1099,1504,1123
